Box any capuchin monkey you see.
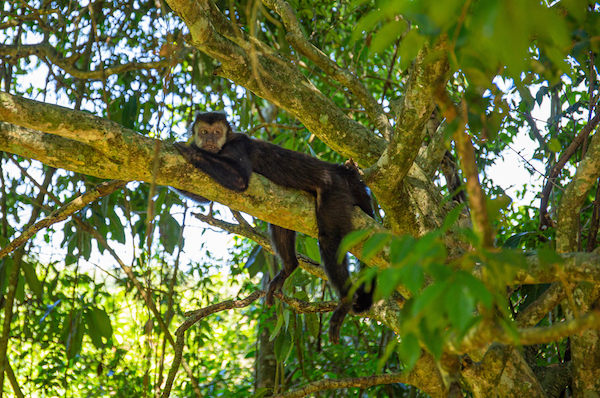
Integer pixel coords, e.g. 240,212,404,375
174,111,375,344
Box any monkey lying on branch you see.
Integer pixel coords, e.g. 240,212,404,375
174,111,375,344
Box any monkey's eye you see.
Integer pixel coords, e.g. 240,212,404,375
201,130,208,135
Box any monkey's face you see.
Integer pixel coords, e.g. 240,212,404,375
192,120,229,153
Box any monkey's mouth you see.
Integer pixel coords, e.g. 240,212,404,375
202,145,220,154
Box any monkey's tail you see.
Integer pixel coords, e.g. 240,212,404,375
352,276,376,314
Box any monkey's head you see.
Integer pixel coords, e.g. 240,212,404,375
188,111,232,154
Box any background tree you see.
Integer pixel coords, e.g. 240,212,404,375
1,0,600,397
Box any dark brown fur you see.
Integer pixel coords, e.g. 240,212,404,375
175,112,374,343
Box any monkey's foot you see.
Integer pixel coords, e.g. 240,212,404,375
352,281,375,314
266,271,288,307
328,301,352,344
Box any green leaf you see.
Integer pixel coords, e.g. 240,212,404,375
411,280,448,317
399,30,427,70
445,283,475,333
399,332,421,370
304,237,321,263
339,229,371,259
377,268,403,298
245,245,266,279
362,233,392,262
537,246,564,268
390,235,415,265
441,203,465,232
21,261,43,300
274,330,293,362
16,274,25,303
251,388,270,398
91,307,113,339
121,94,139,129
458,272,493,310
159,212,182,255
270,314,285,342
304,313,320,339
547,138,562,153
64,312,84,360
399,263,424,295
377,338,398,373
503,232,537,249
84,309,104,349
419,317,444,360
370,19,408,55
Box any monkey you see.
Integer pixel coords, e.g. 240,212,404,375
174,111,375,344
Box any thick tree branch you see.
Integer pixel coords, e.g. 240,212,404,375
366,40,449,235
462,347,546,398
516,283,568,328
0,94,391,266
510,252,600,285
554,127,600,397
541,109,600,229
556,130,600,253
447,311,600,355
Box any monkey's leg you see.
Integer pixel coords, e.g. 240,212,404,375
266,224,299,306
316,187,354,344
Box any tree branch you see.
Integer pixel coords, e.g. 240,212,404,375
161,291,265,398
516,282,568,328
261,0,394,141
0,180,127,260
448,311,600,354
556,129,600,253
0,93,390,245
365,40,449,235
540,108,600,229
0,43,187,80
191,211,327,280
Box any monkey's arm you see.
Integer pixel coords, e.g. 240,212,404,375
174,141,252,192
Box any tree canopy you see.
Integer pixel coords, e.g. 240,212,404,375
1,0,600,397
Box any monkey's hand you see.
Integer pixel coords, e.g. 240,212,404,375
266,270,289,307
174,142,195,162
329,300,352,344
